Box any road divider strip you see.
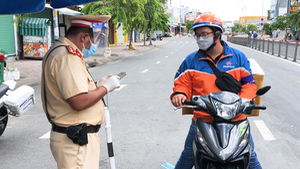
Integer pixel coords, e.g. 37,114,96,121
142,69,149,73
253,120,276,141
39,131,50,139
114,84,127,91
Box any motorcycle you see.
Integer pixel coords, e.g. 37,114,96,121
175,86,271,169
159,34,163,41
0,59,35,138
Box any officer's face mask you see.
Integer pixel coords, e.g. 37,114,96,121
82,36,97,58
196,36,214,51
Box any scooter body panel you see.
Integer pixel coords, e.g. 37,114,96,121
194,118,251,168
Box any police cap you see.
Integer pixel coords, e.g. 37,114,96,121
68,15,111,28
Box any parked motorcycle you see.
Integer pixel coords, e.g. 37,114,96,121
176,86,271,169
159,34,163,41
0,55,35,138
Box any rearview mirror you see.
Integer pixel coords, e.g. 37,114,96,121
256,86,271,96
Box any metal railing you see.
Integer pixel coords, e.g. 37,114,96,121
229,37,300,62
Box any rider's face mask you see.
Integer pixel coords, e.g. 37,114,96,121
195,36,214,51
82,36,96,58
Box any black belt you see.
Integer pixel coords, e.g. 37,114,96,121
52,124,101,134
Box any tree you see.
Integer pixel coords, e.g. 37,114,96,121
262,23,272,37
271,15,287,31
82,0,169,48
241,26,246,33
246,24,258,32
82,0,147,49
186,20,193,34
287,10,300,30
142,0,169,46
231,23,244,33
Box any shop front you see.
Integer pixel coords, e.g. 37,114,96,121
20,18,51,59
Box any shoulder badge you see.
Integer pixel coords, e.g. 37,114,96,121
66,46,82,58
66,46,75,54
75,49,82,58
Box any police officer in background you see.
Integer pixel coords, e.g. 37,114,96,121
41,15,120,169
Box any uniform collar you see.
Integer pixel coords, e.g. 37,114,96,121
57,37,84,58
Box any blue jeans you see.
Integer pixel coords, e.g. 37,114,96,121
175,120,262,169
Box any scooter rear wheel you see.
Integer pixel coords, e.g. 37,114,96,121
0,107,8,137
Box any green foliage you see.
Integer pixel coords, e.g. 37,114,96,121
262,23,272,36
186,20,193,33
11,14,31,24
82,0,169,47
143,0,169,32
271,15,287,31
286,10,300,31
241,26,246,33
246,24,258,32
231,23,245,32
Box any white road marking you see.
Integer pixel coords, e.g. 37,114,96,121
39,131,50,139
165,56,169,58
115,84,127,91
142,69,149,73
253,120,276,141
171,52,174,54
156,61,161,64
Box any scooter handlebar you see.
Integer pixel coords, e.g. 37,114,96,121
183,100,193,105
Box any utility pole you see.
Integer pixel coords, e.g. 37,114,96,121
180,0,181,36
261,0,264,37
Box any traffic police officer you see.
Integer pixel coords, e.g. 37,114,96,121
41,15,120,169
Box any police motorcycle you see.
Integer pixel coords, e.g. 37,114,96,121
0,54,35,138
175,86,271,169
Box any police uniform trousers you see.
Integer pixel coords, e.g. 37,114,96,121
50,131,100,169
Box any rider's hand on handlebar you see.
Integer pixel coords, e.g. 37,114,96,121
171,94,187,107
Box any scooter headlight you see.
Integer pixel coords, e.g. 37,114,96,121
196,126,214,157
212,99,239,120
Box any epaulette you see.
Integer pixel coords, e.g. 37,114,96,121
66,46,82,58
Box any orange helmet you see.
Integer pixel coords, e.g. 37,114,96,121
191,13,223,33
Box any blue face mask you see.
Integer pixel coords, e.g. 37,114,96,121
82,37,97,58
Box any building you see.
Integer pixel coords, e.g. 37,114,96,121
0,5,80,60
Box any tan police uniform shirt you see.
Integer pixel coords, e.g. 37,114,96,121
41,37,104,127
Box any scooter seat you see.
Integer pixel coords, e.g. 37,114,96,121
0,83,9,98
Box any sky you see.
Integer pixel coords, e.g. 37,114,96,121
171,0,271,22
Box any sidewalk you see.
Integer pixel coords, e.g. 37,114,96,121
5,38,169,88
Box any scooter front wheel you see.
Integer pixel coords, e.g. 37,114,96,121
0,107,8,137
